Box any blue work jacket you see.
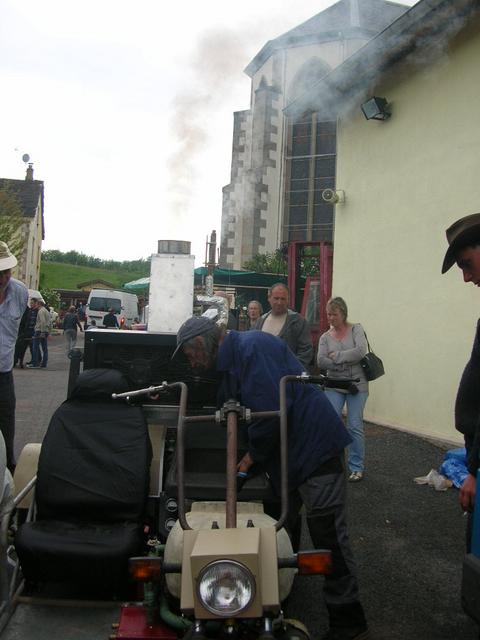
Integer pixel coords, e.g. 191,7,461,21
216,330,351,492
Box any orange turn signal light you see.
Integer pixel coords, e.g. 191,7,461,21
297,550,332,575
129,557,163,582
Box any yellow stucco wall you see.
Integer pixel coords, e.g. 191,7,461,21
10,208,42,289
333,20,480,443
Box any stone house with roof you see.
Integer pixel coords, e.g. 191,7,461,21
282,0,480,443
219,0,409,270
0,164,44,288
76,279,116,292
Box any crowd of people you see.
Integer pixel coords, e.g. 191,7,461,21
1,209,480,639
173,213,480,639
237,285,369,484
13,296,84,369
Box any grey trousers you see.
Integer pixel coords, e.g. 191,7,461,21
64,329,78,355
288,468,361,607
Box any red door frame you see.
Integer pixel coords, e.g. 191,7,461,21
287,241,333,345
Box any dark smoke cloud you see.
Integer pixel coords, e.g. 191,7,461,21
166,25,264,223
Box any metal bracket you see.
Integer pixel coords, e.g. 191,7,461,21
215,400,251,424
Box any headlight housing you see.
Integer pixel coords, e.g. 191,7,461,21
197,560,256,616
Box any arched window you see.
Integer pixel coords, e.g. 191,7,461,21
283,58,336,243
283,108,336,243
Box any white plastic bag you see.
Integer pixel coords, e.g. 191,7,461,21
413,469,452,491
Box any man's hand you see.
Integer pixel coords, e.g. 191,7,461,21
237,452,254,474
460,473,476,512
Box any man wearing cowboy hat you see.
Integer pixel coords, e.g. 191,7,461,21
442,212,480,550
0,241,28,472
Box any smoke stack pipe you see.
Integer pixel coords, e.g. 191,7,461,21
148,240,195,333
208,230,217,265
206,230,217,277
25,163,34,181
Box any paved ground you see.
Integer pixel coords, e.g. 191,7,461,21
286,425,480,639
8,332,480,639
12,332,76,457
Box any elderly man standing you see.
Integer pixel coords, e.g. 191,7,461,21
174,316,369,640
28,299,51,369
254,283,313,370
442,212,480,551
0,241,28,472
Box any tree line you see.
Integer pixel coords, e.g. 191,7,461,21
243,247,320,276
0,185,27,258
0,184,148,275
41,249,151,273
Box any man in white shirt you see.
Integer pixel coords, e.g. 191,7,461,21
0,242,28,471
254,283,313,370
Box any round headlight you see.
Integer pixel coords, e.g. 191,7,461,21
197,560,255,616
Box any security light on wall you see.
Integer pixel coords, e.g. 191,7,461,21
361,97,391,121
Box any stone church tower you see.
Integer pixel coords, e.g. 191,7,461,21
220,0,408,269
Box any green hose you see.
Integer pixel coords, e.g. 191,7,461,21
159,594,192,631
143,542,167,626
143,582,158,626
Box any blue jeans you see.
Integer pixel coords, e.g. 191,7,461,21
324,390,368,473
32,331,48,367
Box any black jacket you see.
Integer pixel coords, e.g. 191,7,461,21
455,319,480,476
103,313,119,328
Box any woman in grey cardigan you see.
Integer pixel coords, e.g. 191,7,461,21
317,297,369,482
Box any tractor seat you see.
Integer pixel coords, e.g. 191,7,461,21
15,369,152,595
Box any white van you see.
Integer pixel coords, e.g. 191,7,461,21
86,289,139,329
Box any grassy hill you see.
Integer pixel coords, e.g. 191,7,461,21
40,261,149,290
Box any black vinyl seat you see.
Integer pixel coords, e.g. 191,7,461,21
15,369,152,594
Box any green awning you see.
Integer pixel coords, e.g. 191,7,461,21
124,269,287,291
194,267,286,288
123,277,151,291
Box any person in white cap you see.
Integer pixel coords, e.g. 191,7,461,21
0,241,28,472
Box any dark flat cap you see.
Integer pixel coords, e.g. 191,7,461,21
172,316,217,359
442,212,480,273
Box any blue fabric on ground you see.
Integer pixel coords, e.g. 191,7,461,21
440,448,468,489
444,447,467,462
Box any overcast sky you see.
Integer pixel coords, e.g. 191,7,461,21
0,0,416,266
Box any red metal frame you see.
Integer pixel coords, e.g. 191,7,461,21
115,605,177,639
287,241,333,346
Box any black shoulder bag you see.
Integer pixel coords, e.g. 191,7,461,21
360,329,385,381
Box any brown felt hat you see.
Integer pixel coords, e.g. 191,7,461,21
441,213,480,273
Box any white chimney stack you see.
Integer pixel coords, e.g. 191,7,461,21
147,240,195,333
